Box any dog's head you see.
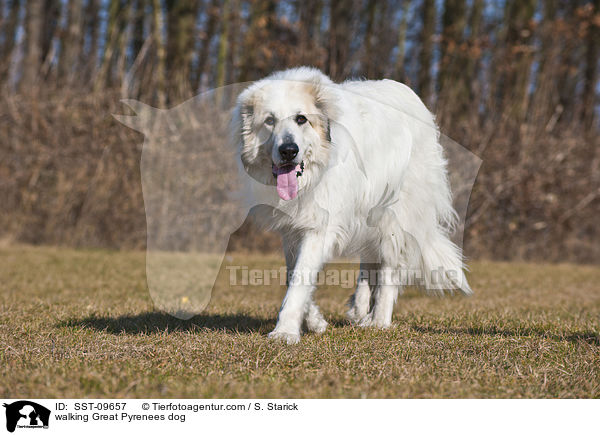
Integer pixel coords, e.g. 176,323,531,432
232,68,338,200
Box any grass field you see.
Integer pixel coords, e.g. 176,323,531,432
1,245,599,398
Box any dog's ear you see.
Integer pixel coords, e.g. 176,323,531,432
314,86,339,121
230,88,252,140
232,90,262,168
241,102,255,135
310,78,339,143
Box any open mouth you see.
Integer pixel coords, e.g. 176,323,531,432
272,161,304,201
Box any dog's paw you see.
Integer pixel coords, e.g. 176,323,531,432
306,316,328,334
357,313,373,328
358,313,391,329
346,285,370,324
346,306,364,325
268,330,301,344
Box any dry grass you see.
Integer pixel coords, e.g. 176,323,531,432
1,245,599,398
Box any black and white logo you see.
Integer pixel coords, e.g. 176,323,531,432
3,401,50,433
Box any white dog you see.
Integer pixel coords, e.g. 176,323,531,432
231,67,471,343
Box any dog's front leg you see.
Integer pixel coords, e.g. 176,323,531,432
283,235,328,334
269,232,330,344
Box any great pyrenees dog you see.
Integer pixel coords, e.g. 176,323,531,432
231,67,471,343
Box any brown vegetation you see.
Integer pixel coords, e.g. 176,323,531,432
0,0,598,262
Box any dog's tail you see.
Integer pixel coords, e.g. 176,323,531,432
418,230,472,295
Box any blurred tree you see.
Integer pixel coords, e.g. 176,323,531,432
439,0,467,90
363,0,377,78
502,0,536,121
22,0,43,88
531,0,559,125
393,0,411,83
327,0,354,80
132,0,147,59
152,0,166,106
239,0,277,82
297,0,324,68
225,0,240,84
196,0,221,89
116,0,133,84
40,0,60,75
439,0,467,122
95,0,122,90
59,0,84,84
83,0,101,78
582,0,600,129
0,0,20,82
166,0,199,100
417,0,436,104
216,0,230,91
465,0,484,107
374,0,395,78
556,1,582,124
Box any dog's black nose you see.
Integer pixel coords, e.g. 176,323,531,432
278,143,299,162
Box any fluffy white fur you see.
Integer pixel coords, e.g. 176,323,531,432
231,67,471,344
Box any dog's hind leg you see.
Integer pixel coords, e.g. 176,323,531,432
358,227,404,328
346,261,379,324
358,265,399,329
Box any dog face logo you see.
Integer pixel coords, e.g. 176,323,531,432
3,401,50,433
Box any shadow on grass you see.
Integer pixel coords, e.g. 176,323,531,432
58,312,276,335
411,325,600,346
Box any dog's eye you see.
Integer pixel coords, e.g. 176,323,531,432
264,116,275,126
296,115,307,125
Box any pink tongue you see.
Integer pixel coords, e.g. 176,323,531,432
274,164,300,200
